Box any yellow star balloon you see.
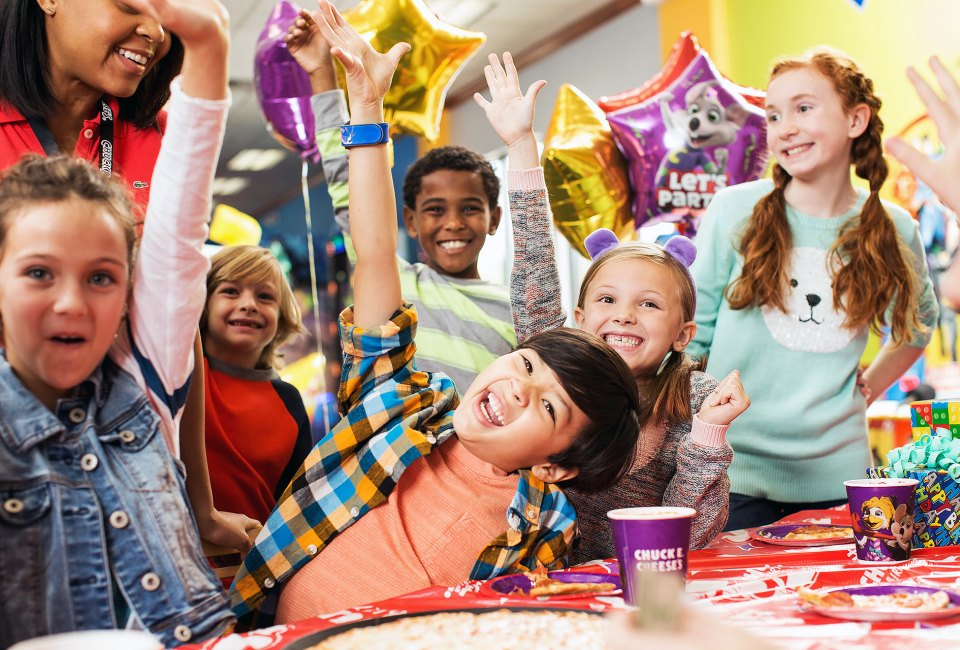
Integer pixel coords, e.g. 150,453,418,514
343,0,485,142
542,84,633,258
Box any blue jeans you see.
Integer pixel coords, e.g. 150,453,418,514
724,493,848,531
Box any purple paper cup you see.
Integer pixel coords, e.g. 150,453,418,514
608,506,695,605
844,478,918,563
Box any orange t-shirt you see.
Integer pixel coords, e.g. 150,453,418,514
275,438,517,622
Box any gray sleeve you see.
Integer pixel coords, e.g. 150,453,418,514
662,372,733,549
311,90,350,235
509,186,566,344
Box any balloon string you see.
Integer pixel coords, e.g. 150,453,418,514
302,161,323,356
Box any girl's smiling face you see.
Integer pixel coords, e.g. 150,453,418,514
574,256,695,378
0,197,129,409
764,66,867,184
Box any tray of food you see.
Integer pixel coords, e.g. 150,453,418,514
284,607,606,649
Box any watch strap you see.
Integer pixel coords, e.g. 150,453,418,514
340,122,390,148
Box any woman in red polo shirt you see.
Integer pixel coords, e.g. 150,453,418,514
0,0,259,554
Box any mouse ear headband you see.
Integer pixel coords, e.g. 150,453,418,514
583,228,697,310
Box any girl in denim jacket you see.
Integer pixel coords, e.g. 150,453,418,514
0,1,234,646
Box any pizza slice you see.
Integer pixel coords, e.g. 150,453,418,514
522,570,617,597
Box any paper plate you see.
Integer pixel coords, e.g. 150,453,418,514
751,523,854,547
801,585,960,622
486,571,621,600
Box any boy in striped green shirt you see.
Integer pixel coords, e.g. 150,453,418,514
289,18,515,391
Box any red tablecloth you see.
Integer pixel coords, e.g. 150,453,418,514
184,509,960,649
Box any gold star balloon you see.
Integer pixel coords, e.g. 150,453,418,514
342,0,485,142
542,84,633,258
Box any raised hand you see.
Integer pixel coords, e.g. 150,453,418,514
886,56,960,214
311,0,409,120
697,370,750,427
474,52,545,148
285,7,337,93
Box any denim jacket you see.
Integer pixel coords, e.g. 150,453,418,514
0,355,233,648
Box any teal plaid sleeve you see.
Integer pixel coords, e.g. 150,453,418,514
470,470,576,579
228,303,457,629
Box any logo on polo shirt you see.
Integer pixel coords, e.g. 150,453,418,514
132,181,148,189
100,141,113,174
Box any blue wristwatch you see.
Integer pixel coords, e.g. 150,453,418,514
340,122,390,148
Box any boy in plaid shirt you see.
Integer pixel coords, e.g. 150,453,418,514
229,1,640,629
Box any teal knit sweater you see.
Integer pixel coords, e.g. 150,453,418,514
689,179,938,502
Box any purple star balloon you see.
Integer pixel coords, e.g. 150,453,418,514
606,52,767,236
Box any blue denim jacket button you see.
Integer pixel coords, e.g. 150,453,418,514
119,430,136,443
174,625,192,642
2,498,23,514
80,454,99,471
140,572,161,591
109,510,130,529
68,408,86,424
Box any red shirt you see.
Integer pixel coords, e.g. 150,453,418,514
203,356,313,524
0,97,166,216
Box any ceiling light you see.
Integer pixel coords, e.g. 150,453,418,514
212,177,251,196
425,0,496,27
227,148,288,172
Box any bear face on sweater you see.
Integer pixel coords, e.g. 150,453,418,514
760,246,856,353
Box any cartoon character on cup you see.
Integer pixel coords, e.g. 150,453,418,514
886,503,915,561
851,496,896,561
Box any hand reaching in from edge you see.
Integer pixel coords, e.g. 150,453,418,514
697,369,750,427
886,56,960,214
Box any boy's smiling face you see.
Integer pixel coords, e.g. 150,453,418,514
453,348,587,482
403,169,501,280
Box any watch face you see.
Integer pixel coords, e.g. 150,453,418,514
342,123,389,147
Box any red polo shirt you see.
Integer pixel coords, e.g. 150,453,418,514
0,97,166,217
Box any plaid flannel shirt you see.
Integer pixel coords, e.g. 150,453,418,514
228,303,576,629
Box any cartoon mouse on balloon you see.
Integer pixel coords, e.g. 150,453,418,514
655,80,749,193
